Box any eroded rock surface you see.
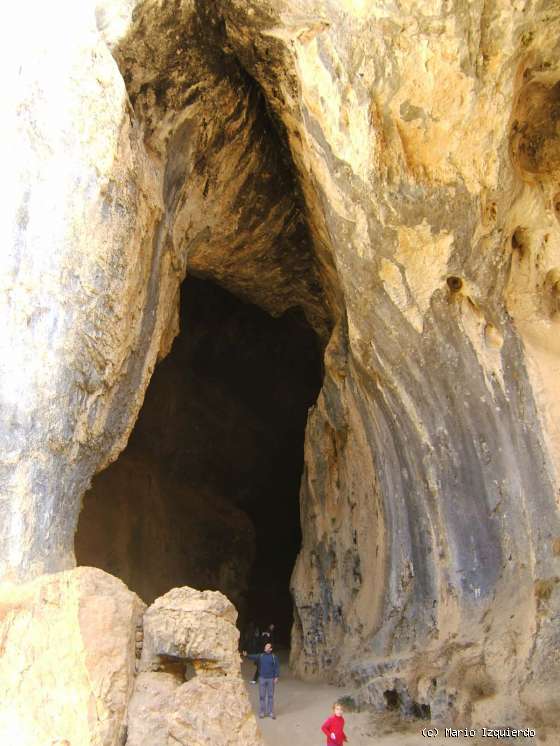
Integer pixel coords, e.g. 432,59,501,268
167,677,262,746
128,586,263,746
126,673,179,746
140,587,239,672
3,0,560,736
0,567,144,746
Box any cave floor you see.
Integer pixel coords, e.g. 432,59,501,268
241,655,490,746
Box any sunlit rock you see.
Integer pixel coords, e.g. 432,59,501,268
2,0,560,737
128,586,263,746
0,567,144,746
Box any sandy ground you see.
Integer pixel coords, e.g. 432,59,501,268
242,654,540,746
241,655,490,746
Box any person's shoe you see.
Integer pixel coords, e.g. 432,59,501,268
250,680,257,684
259,714,265,719
270,714,276,720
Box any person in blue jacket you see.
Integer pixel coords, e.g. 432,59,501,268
243,642,280,718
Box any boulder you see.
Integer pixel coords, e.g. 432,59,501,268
125,672,180,746
140,586,240,674
169,676,261,746
0,567,144,746
128,586,263,746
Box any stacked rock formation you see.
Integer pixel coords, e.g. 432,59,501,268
0,570,261,746
128,587,262,746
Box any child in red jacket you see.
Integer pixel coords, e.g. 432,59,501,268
321,701,348,745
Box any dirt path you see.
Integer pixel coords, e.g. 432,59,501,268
241,657,467,746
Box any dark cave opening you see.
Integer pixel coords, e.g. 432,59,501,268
75,274,322,647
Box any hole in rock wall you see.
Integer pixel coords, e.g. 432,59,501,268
412,703,431,720
383,690,400,711
75,275,322,645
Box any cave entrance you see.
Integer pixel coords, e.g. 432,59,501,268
75,274,322,647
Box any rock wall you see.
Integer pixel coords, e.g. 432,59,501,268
0,568,144,746
3,0,560,734
75,451,255,612
2,0,326,583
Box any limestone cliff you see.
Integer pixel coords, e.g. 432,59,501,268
3,0,560,735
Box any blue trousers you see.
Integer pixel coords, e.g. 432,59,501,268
259,677,275,716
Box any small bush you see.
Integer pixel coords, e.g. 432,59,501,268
337,695,359,712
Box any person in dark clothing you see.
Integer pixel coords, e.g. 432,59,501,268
243,642,280,718
249,625,261,684
253,623,275,682
261,623,275,646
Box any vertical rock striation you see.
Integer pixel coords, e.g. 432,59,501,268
213,0,560,728
2,0,560,733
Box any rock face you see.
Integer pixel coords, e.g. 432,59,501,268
140,587,240,672
3,0,560,737
126,673,179,746
127,586,263,746
0,569,260,746
0,567,144,746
